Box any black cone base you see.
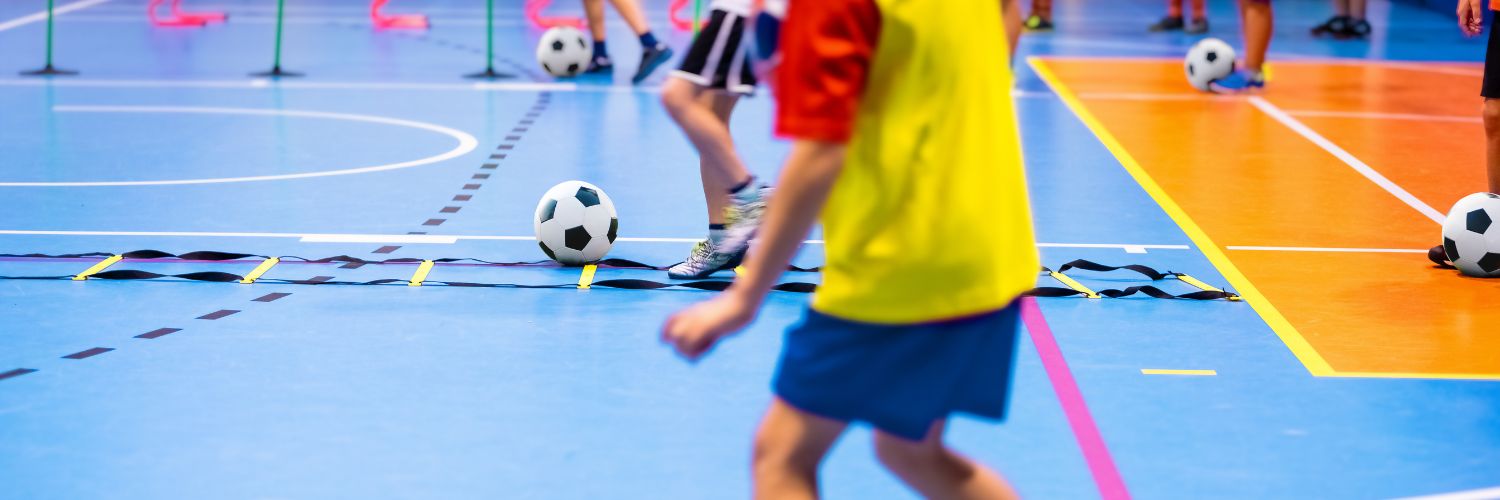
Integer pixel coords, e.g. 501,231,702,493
464,67,515,80
20,65,78,76
250,66,302,78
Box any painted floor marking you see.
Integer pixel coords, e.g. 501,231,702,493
62,347,114,360
1393,485,1500,500
1030,57,1336,377
1140,369,1217,376
0,0,111,32
1021,298,1132,500
0,229,1186,252
1285,110,1482,124
1227,246,1427,253
0,78,589,93
0,106,478,187
1248,96,1446,224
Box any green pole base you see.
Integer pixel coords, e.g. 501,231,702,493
250,66,302,78
464,67,515,80
20,64,78,76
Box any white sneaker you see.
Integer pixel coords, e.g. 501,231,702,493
667,240,745,279
718,185,772,253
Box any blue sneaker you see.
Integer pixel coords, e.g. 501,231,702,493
632,44,673,84
1209,70,1266,93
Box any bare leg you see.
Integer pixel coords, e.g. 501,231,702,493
1003,0,1022,61
1241,0,1273,72
1485,99,1500,193
1169,0,1184,19
751,398,848,500
1333,0,1351,17
1190,0,1206,19
1032,0,1052,21
661,78,754,224
1349,0,1367,19
607,0,651,36
583,0,606,41
873,421,1019,500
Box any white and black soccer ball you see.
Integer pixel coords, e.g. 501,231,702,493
1442,192,1500,278
536,27,592,78
535,181,618,265
1185,38,1237,92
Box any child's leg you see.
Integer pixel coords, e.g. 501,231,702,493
661,79,754,210
873,421,1019,500
1190,0,1207,19
1033,0,1052,19
1168,0,1184,19
1241,0,1273,72
1485,99,1500,193
1333,0,1351,17
1349,0,1367,19
605,0,651,36
752,398,848,500
583,0,607,42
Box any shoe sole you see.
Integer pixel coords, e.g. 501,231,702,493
667,251,745,280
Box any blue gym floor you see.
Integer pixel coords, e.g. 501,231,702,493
1,0,1497,498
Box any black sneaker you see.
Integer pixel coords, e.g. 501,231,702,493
585,56,613,74
1311,15,1349,37
1024,14,1053,32
1185,17,1209,34
1340,18,1371,39
1148,16,1184,32
632,44,673,84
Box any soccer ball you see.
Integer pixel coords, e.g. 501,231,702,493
536,27,592,78
535,181,618,265
1442,192,1500,277
1185,38,1237,92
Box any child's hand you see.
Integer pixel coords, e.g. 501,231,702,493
1459,0,1484,37
661,291,757,361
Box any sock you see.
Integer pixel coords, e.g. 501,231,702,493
639,32,659,48
593,40,610,61
708,224,728,245
727,176,755,195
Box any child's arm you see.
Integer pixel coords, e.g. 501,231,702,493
661,139,846,360
1459,0,1484,36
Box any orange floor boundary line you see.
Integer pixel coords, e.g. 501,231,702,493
1028,57,1337,377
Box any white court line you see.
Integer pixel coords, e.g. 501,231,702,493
1077,92,1241,102
1227,246,1427,254
0,230,1187,252
1392,486,1500,500
0,105,477,187
0,78,594,93
0,0,111,32
1249,96,1446,224
1285,110,1481,124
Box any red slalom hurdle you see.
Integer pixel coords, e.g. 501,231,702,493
147,0,227,27
371,0,429,29
525,0,583,29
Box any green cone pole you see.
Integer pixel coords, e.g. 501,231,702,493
21,0,78,76
465,0,513,79
252,0,301,77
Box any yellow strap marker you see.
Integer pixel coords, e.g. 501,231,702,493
239,257,280,284
733,266,746,276
577,264,597,289
72,255,123,281
1174,274,1243,301
408,260,435,287
1141,369,1217,376
1048,270,1100,299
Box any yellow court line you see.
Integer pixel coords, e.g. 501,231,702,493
72,254,122,281
239,257,280,284
1029,57,1336,377
577,264,597,289
1141,369,1218,376
407,260,435,287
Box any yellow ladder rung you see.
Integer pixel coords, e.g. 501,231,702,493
239,257,280,284
1174,273,1243,301
408,260,435,287
577,264,597,289
72,255,123,281
1049,270,1100,299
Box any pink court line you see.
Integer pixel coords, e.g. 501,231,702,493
1020,298,1131,500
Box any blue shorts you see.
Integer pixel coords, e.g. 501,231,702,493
771,302,1021,441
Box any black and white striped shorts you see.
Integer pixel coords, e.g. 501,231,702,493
671,9,757,95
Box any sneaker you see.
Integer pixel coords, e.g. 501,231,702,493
632,44,673,84
1209,70,1266,93
1024,15,1053,32
1339,18,1371,39
1148,16,1184,32
585,56,613,74
1311,15,1349,37
718,185,772,254
1430,244,1454,268
667,240,745,279
1185,17,1210,34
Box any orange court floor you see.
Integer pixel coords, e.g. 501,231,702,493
1033,57,1500,380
